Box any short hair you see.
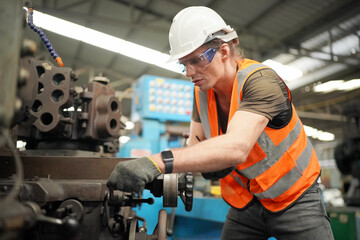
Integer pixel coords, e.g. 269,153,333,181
204,38,244,60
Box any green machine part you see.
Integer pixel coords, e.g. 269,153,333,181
327,207,360,240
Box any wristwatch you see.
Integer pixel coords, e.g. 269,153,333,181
161,150,174,174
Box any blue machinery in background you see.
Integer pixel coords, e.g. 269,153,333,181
118,75,194,157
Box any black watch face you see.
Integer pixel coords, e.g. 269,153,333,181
162,151,173,160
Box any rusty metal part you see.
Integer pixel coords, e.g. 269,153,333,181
0,151,131,180
79,81,122,139
58,199,84,221
13,59,122,153
30,60,76,132
162,174,178,208
0,153,188,239
0,178,107,203
11,57,38,128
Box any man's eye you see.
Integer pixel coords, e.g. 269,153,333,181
189,58,201,65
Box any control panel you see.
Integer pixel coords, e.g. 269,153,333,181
132,75,194,122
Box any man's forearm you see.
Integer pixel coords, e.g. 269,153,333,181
151,134,247,173
151,110,269,173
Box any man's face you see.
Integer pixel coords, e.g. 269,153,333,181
178,46,222,92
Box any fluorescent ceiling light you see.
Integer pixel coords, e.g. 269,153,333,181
262,59,303,81
313,80,344,93
317,131,335,142
313,79,360,92
32,10,181,74
338,79,360,91
303,125,335,141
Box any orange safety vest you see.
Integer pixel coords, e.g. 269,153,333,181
194,58,321,212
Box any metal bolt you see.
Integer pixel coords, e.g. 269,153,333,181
65,204,73,212
139,226,147,232
14,98,22,112
0,186,8,192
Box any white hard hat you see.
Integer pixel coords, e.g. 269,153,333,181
167,6,238,62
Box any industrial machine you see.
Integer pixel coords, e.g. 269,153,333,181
119,75,193,158
334,103,360,206
0,1,193,239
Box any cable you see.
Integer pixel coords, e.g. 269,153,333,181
24,3,63,67
0,127,24,202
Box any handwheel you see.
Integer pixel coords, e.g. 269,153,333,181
163,173,178,208
179,172,194,212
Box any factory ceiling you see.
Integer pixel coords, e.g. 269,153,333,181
23,0,360,143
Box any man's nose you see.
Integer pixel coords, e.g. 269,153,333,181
185,65,196,77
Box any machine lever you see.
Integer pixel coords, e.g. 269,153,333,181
126,197,154,205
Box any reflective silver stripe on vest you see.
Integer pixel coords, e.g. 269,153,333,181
230,172,246,188
254,138,314,199
198,90,211,139
239,118,302,178
236,64,268,102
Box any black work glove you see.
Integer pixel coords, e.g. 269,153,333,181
201,166,236,180
107,157,162,193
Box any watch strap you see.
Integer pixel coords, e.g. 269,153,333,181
161,150,174,174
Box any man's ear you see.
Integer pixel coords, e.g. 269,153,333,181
220,44,231,61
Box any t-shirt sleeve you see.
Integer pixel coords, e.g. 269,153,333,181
238,68,290,121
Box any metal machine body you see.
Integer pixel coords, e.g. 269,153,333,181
15,57,122,153
0,2,193,239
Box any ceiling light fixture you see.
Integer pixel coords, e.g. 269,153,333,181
313,79,360,93
313,80,344,93
32,10,181,74
262,59,303,81
303,125,335,141
337,79,360,91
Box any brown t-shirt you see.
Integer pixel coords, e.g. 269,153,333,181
192,68,292,132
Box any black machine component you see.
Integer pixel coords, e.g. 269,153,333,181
147,172,194,212
0,3,194,238
334,103,360,206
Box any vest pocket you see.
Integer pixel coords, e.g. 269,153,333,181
252,151,297,193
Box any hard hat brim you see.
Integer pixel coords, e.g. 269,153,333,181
166,31,238,63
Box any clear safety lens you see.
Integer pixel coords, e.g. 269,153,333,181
178,47,219,73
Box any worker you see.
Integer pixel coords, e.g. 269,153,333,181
108,6,334,240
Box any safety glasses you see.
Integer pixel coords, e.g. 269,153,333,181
178,47,220,73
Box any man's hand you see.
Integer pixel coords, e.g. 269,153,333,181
107,157,162,193
201,166,235,180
